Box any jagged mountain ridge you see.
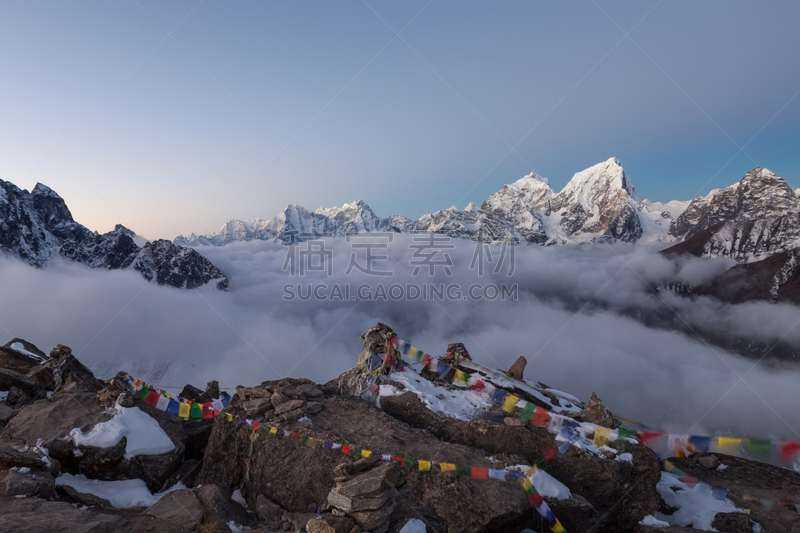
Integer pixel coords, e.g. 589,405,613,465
0,179,227,290
667,167,800,263
662,167,800,303
176,157,679,247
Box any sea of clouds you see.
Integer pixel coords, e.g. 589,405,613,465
1,236,799,441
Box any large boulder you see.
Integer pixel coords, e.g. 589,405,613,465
0,369,37,395
143,489,203,530
195,483,250,531
0,347,41,374
380,391,662,532
2,468,54,498
0,495,183,533
0,497,127,532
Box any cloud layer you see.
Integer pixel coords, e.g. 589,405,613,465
1,237,799,442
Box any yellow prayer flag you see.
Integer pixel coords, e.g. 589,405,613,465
502,394,520,414
593,427,613,447
717,437,742,448
551,519,566,533
663,460,675,472
306,437,316,447
521,479,533,492
526,465,538,477
418,460,431,471
178,402,190,418
269,426,277,434
440,463,456,472
361,449,371,458
226,412,233,422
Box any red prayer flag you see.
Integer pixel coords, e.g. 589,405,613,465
527,492,543,507
292,432,301,440
422,354,431,366
640,431,664,444
471,467,488,480
533,407,548,427
543,447,558,461
683,475,699,488
202,403,214,418
470,380,485,391
144,390,160,406
392,456,405,467
341,445,351,455
781,442,800,462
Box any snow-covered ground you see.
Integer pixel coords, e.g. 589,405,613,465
54,474,185,508
654,471,741,529
70,405,175,458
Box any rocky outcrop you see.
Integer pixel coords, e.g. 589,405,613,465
0,178,227,290
0,337,795,532
132,239,228,290
670,167,799,242
380,392,661,533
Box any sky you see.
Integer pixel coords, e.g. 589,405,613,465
1,1,799,240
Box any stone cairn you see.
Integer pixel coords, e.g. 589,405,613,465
307,458,401,533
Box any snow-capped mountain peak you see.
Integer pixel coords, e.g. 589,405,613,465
558,157,638,205
508,172,551,191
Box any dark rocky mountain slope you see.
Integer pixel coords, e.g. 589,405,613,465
0,179,227,290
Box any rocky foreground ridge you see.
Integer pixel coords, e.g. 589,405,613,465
0,179,228,290
0,333,798,533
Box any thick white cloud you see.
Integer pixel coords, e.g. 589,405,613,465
1,238,798,442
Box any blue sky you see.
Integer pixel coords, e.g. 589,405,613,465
1,0,798,240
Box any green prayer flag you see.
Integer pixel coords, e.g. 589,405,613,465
747,438,772,459
353,448,362,456
455,464,471,476
190,402,202,419
139,387,150,401
405,457,416,467
618,429,638,439
519,403,535,422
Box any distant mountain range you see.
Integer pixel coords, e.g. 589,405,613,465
175,158,688,247
0,180,227,290
2,159,799,301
